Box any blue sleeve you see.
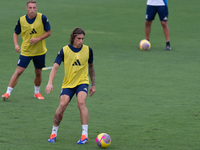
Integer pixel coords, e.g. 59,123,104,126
163,0,168,6
14,19,21,34
42,14,51,32
54,49,64,65
88,47,93,64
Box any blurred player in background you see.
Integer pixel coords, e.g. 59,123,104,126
145,0,171,50
45,27,96,144
2,0,51,100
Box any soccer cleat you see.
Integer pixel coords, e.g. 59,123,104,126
2,93,9,101
48,134,56,143
77,135,89,144
34,93,44,100
165,45,171,50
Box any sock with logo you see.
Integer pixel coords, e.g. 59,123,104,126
6,87,13,96
82,125,88,137
34,85,40,94
51,126,59,136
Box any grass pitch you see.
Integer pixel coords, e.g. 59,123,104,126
0,0,200,150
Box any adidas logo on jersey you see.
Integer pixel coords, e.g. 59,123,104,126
72,59,81,66
30,28,37,34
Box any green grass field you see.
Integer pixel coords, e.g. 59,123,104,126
0,0,200,149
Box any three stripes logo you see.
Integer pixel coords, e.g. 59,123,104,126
163,17,168,21
72,59,81,66
73,54,81,66
30,28,37,35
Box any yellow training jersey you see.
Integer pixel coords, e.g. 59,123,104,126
20,13,47,56
62,45,89,88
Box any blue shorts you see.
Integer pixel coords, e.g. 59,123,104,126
17,54,46,69
146,5,168,21
60,84,89,101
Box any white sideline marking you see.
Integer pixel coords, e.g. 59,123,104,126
42,67,53,70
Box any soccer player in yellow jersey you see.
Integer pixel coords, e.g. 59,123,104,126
1,0,51,100
45,27,96,144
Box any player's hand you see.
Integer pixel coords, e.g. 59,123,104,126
45,84,53,94
15,45,20,53
29,38,39,45
89,86,96,97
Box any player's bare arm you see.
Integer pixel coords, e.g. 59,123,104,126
89,63,95,86
45,62,59,94
13,33,20,52
89,63,95,97
29,30,51,45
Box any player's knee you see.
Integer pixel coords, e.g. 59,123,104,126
35,70,42,77
14,69,23,77
145,20,152,27
161,21,168,28
59,102,68,111
77,100,85,109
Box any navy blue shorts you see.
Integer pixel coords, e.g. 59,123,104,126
146,5,168,21
17,54,46,69
60,84,89,101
